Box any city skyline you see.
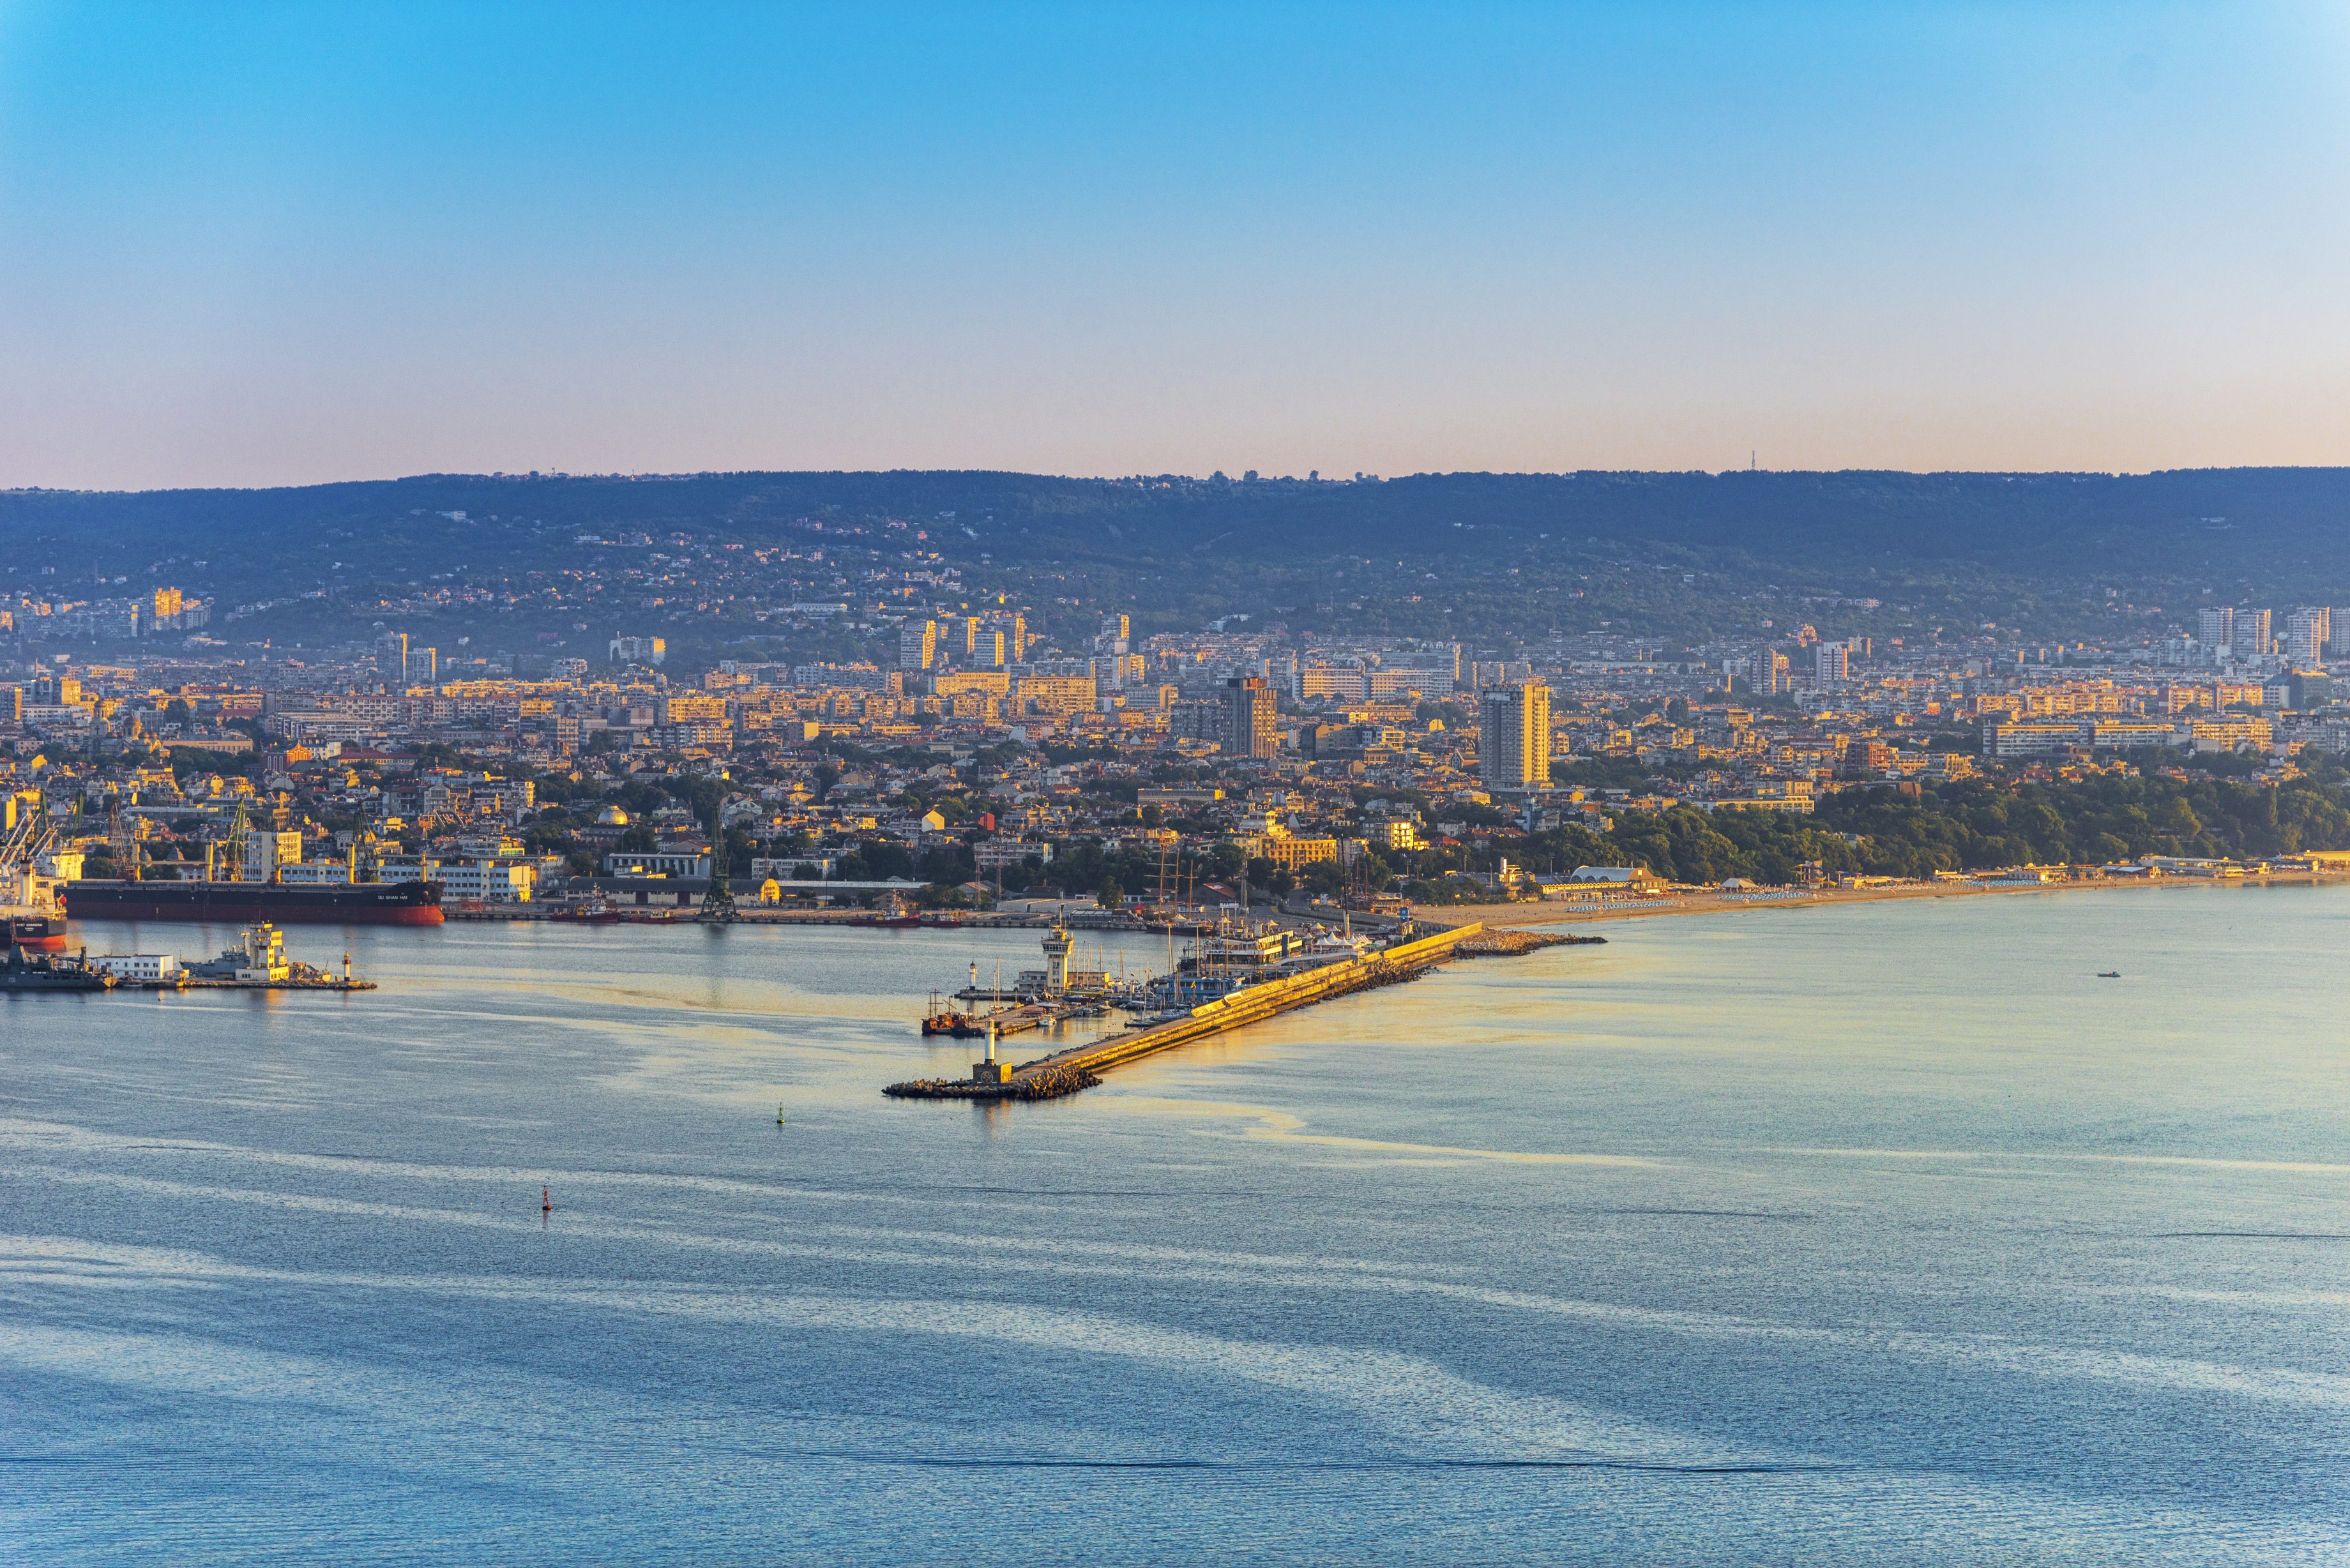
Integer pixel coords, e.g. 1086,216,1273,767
5,3,2350,489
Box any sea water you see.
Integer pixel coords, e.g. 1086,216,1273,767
3,886,2346,1564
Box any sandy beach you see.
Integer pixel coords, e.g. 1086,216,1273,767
1428,869,2349,931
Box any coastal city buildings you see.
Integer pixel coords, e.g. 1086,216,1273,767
3,570,2346,917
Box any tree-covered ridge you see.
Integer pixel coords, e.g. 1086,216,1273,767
10,467,2350,650
1512,773,2350,888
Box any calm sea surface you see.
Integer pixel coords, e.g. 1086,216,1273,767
4,886,2346,1564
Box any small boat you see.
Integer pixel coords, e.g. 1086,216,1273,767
547,901,621,924
851,891,921,930
2096,970,2121,979
920,990,986,1037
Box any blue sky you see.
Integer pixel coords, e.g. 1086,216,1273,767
2,2,2346,487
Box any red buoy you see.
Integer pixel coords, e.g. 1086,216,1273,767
542,1186,552,1212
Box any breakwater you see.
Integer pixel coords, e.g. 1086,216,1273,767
1450,929,1604,957
884,924,1482,1102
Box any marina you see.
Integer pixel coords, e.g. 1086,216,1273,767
912,907,1421,1052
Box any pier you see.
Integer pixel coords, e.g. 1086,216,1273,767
885,924,1483,1101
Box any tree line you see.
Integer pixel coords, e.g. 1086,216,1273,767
1500,771,2350,887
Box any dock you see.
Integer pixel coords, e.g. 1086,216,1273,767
885,923,1482,1101
114,976,379,993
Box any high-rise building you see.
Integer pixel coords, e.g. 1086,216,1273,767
377,631,409,684
1754,649,1791,695
897,619,937,672
2286,607,2331,668
1813,643,1849,685
1100,613,1130,648
2197,607,2234,652
2232,609,2273,661
1009,614,1027,663
608,635,666,667
1224,677,1278,759
1479,682,1551,792
419,647,439,687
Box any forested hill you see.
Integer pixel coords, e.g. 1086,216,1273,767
9,467,2350,585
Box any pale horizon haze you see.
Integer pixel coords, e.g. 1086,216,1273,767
3,2,2349,490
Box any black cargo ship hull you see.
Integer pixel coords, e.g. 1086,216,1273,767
63,880,445,926
4,914,68,951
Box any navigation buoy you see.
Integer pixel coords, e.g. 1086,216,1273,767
542,1186,552,1212
777,1104,786,1125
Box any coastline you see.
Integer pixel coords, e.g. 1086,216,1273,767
1430,868,2350,931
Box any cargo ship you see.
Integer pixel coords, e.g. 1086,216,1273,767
62,878,445,926
4,912,69,952
2,820,71,951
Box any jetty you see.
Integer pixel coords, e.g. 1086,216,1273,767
886,923,1482,1101
1451,928,1605,958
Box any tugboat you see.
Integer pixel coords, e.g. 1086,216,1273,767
1,944,116,993
851,890,922,930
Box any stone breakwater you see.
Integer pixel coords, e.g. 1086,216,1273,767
1450,929,1605,957
884,1064,1104,1101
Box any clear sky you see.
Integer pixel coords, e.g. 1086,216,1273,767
3,2,2347,489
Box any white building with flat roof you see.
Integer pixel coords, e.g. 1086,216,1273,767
90,953,178,981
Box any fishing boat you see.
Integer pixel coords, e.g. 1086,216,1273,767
920,990,985,1037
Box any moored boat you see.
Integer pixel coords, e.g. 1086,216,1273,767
0,944,116,993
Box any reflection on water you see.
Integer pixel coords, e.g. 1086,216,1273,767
3,889,2347,1565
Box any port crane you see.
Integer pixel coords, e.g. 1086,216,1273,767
697,795,739,923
